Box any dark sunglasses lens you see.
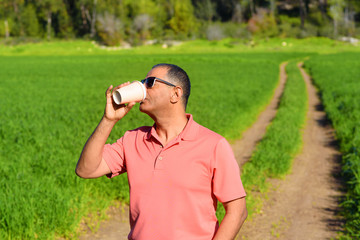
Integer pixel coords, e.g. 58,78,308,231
146,77,155,88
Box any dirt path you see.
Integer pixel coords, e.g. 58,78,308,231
238,63,344,240
79,203,130,240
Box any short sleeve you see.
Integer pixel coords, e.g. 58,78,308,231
103,137,127,179
212,138,246,203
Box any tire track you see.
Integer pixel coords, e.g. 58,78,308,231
238,62,344,240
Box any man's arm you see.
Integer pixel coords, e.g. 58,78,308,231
213,197,247,240
75,84,135,179
75,117,115,178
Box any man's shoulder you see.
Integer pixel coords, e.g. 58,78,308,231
195,122,224,141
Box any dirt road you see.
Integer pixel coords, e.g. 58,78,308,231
238,63,344,240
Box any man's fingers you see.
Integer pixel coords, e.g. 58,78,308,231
106,85,113,97
125,102,136,112
127,101,136,108
113,81,130,92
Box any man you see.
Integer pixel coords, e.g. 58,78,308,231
75,63,247,240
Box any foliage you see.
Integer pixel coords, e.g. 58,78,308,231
96,12,123,46
247,8,279,38
304,53,360,239
168,0,198,38
1,0,360,45
22,4,40,37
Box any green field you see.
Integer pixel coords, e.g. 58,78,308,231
305,53,360,239
0,39,359,239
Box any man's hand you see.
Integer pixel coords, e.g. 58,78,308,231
104,83,136,122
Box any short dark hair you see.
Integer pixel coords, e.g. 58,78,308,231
152,63,191,109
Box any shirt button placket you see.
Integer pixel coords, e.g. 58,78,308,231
155,155,164,170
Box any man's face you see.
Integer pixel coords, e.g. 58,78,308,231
139,67,173,115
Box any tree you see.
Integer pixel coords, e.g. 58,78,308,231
269,0,276,16
319,0,328,20
329,0,345,37
75,0,94,36
168,0,198,37
12,0,25,36
193,0,217,23
55,2,74,38
35,0,63,40
299,0,307,28
0,0,12,39
22,3,40,37
90,0,97,38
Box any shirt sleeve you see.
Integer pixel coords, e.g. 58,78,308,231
212,137,246,203
102,137,127,179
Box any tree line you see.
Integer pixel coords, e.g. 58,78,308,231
0,0,359,46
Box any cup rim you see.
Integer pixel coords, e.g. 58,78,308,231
133,80,146,100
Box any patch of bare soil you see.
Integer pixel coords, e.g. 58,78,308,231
238,63,344,240
78,204,130,240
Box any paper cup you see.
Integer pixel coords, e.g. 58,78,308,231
112,81,146,105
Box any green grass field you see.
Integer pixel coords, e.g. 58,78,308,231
0,39,359,239
0,44,301,239
305,53,360,239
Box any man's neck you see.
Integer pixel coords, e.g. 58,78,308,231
154,112,188,146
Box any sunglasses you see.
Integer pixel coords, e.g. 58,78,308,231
141,77,176,88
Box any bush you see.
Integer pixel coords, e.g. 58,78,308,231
206,23,225,40
277,15,302,38
223,22,251,39
247,8,279,38
133,14,153,41
96,12,123,46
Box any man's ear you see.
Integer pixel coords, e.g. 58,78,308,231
170,86,183,104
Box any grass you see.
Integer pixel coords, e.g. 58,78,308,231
304,53,360,239
0,48,299,239
0,37,359,56
0,38,359,239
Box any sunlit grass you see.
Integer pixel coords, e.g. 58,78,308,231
305,53,360,239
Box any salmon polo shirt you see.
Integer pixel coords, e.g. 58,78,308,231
103,114,246,240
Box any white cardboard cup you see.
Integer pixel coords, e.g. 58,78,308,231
113,81,146,105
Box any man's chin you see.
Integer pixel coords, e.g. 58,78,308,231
139,103,148,113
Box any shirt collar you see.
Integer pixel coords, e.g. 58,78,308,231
146,114,199,142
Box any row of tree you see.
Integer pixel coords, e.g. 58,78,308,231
0,0,359,46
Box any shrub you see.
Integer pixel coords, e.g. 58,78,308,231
206,23,225,40
133,14,153,41
247,8,279,38
96,12,123,46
